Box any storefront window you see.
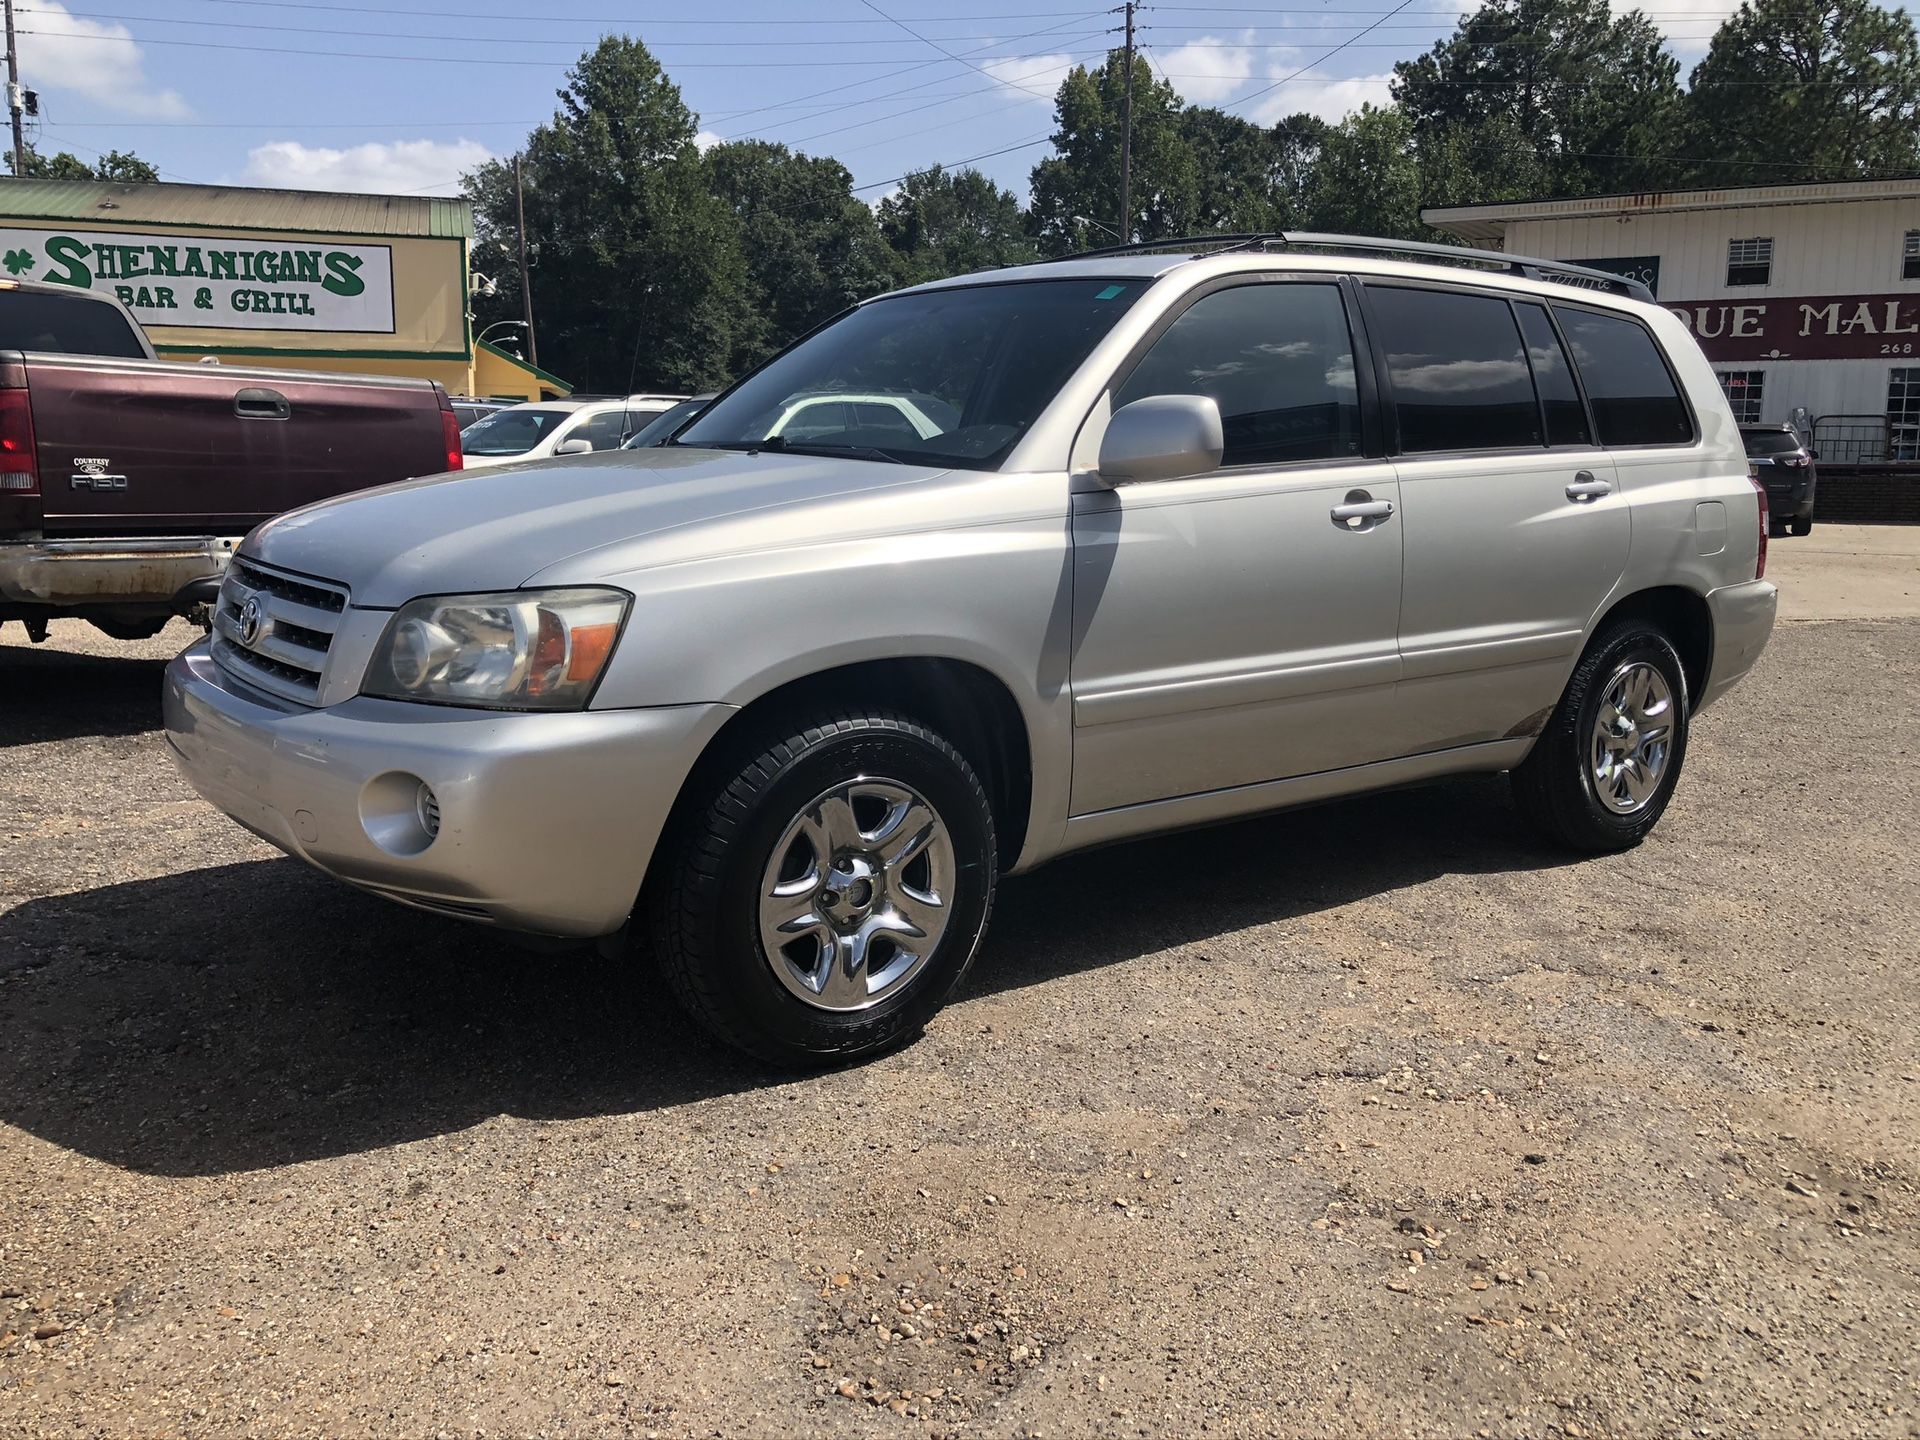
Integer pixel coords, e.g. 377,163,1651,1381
1718,369,1765,424
1890,368,1920,461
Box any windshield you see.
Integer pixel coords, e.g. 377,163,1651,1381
1742,430,1802,456
624,397,706,449
461,407,573,457
675,278,1152,469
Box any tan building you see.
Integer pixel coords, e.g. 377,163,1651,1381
0,176,567,402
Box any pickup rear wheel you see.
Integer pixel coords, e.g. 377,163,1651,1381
646,710,997,1066
1511,620,1691,853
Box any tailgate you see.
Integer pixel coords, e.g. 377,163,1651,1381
24,353,449,536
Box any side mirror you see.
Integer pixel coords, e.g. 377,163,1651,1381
1098,395,1224,484
1809,449,1820,460
553,438,594,456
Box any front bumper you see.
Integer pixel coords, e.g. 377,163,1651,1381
163,641,731,937
1,535,240,609
1698,578,1778,712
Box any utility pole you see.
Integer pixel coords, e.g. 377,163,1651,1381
1118,0,1135,244
4,0,25,179
513,154,538,371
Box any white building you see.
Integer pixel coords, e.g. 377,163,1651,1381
1425,179,1920,462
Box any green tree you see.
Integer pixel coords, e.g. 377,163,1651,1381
1178,109,1328,233
876,165,1036,283
5,145,158,182
1392,0,1685,196
465,37,754,393
1301,105,1427,239
1027,52,1197,252
1417,114,1558,210
703,139,900,367
1683,0,1920,183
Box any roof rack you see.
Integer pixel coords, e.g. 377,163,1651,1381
1063,230,1655,302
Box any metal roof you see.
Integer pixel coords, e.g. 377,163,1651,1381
0,178,473,239
1425,177,1920,245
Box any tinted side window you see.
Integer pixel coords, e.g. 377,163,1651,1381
1368,286,1540,452
1554,306,1692,447
580,411,628,450
1514,302,1591,447
1114,282,1361,467
0,291,146,359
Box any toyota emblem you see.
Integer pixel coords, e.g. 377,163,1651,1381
238,595,264,647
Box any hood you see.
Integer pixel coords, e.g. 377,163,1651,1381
246,447,953,608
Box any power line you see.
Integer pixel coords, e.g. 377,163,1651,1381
1222,0,1418,117
23,8,1093,48
713,13,1103,133
14,27,1110,67
854,0,1087,104
90,0,1108,19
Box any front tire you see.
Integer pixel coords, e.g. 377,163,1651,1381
646,710,997,1066
1511,620,1690,853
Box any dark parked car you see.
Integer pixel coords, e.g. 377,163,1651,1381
1741,424,1817,536
621,393,714,449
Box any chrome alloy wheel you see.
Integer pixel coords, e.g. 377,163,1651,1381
758,778,956,1011
1589,660,1676,815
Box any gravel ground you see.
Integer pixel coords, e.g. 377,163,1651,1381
2,552,1917,1437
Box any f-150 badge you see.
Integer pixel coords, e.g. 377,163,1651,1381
70,457,127,491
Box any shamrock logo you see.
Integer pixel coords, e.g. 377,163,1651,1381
3,248,35,276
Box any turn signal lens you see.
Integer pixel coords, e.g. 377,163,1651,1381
1748,471,1769,580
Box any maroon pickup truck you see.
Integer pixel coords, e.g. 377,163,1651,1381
0,278,461,643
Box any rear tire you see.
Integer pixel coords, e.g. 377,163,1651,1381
645,710,997,1066
1511,620,1690,854
1790,515,1813,537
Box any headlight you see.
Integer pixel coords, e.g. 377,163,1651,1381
362,588,630,710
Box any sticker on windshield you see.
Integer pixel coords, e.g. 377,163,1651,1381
1094,284,1126,300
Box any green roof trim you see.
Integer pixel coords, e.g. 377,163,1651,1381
478,337,572,394
0,177,473,239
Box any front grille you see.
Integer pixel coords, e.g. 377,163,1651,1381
211,557,351,705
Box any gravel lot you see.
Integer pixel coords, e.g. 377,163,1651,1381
3,529,1917,1438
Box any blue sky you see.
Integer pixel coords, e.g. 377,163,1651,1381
15,0,1745,202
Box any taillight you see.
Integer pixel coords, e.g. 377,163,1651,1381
0,386,38,493
440,402,463,472
1748,469,1768,580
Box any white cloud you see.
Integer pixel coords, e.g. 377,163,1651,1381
241,139,495,196
17,0,187,119
1249,71,1397,125
980,52,1079,101
1155,30,1269,106
693,130,723,153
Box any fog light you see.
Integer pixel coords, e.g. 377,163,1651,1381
359,771,439,856
416,782,441,839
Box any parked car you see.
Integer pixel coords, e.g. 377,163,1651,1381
450,396,509,430
459,395,687,469
0,278,460,645
1740,423,1818,536
622,394,715,449
165,235,1777,1064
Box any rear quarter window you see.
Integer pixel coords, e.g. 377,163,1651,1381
1553,305,1693,448
0,290,146,359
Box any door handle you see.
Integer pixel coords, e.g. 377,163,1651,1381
1330,496,1395,529
1566,471,1611,502
234,387,291,420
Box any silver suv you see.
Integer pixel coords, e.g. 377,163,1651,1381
164,235,1778,1064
